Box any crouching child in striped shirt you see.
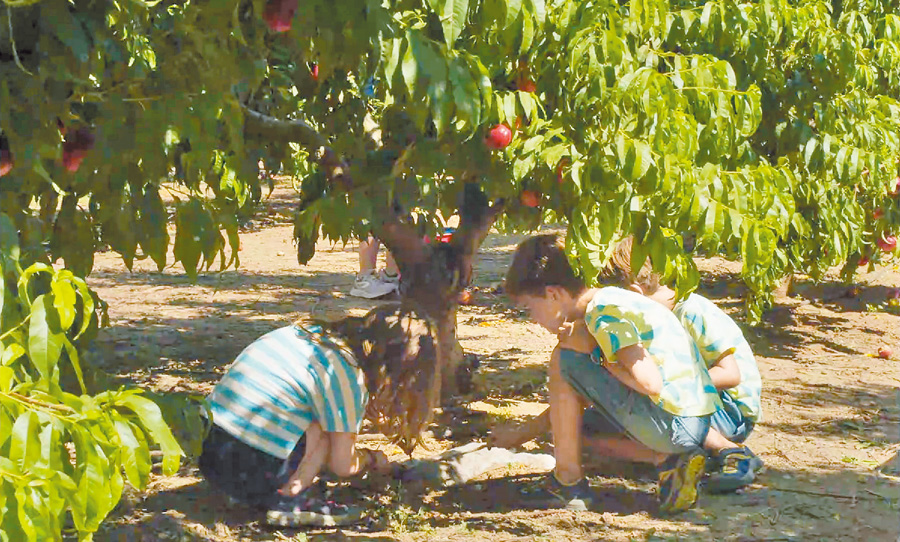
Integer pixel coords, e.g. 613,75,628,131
198,304,439,527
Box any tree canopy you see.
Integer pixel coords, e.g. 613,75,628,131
2,0,900,538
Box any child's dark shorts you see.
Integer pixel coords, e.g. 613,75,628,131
198,424,306,509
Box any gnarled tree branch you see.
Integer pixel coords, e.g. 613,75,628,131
242,106,427,265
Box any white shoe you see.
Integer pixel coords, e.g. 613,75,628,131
378,269,400,287
349,270,398,299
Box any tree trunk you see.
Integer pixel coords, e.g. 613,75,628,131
435,305,465,400
242,110,501,404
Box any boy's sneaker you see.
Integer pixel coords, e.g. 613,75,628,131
525,474,596,511
657,449,707,514
349,270,397,299
266,495,361,527
704,447,764,494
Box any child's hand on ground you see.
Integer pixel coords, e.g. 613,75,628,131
488,409,550,449
279,472,307,497
365,449,393,474
488,420,530,449
557,320,596,354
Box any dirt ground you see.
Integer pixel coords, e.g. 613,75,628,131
81,181,899,541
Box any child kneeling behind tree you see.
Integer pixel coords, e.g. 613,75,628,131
605,236,764,492
502,234,730,514
198,304,438,527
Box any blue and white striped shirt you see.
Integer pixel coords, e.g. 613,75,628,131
207,325,368,459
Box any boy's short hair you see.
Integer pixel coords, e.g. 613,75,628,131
505,234,585,297
602,236,661,294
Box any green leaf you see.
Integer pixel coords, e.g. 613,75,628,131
71,425,116,531
520,6,535,53
0,213,20,274
137,185,169,272
61,338,86,395
631,140,652,180
401,40,418,99
383,39,402,91
506,0,523,28
428,0,470,47
9,412,40,469
0,344,26,368
0,365,15,392
16,263,53,308
428,80,453,134
449,56,481,130
114,393,184,476
44,2,91,63
112,417,151,490
27,295,65,381
50,279,77,331
527,0,546,25
70,275,96,340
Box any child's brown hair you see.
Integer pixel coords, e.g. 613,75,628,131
322,304,438,454
602,235,661,294
505,234,585,297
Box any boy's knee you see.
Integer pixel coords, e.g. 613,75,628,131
557,349,595,382
329,457,355,478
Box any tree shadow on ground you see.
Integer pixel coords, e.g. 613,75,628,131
759,381,899,446
97,457,899,542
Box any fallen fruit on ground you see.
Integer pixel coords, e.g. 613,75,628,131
878,345,892,359
858,256,869,267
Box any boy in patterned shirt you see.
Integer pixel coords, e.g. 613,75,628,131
604,236,764,491
502,234,734,514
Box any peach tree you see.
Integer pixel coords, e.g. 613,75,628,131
2,0,900,538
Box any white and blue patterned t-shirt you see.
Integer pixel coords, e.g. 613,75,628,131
674,293,763,422
584,287,721,418
207,325,368,459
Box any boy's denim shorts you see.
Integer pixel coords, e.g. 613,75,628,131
710,392,755,444
560,349,710,454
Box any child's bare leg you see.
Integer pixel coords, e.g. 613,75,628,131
490,409,550,449
582,435,670,465
549,345,585,484
359,237,379,274
280,422,329,496
704,427,739,454
384,248,399,276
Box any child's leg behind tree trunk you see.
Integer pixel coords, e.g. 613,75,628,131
548,345,586,485
385,246,399,276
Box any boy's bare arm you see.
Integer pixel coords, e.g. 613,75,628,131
707,352,741,390
609,344,663,397
557,320,597,353
489,409,550,449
